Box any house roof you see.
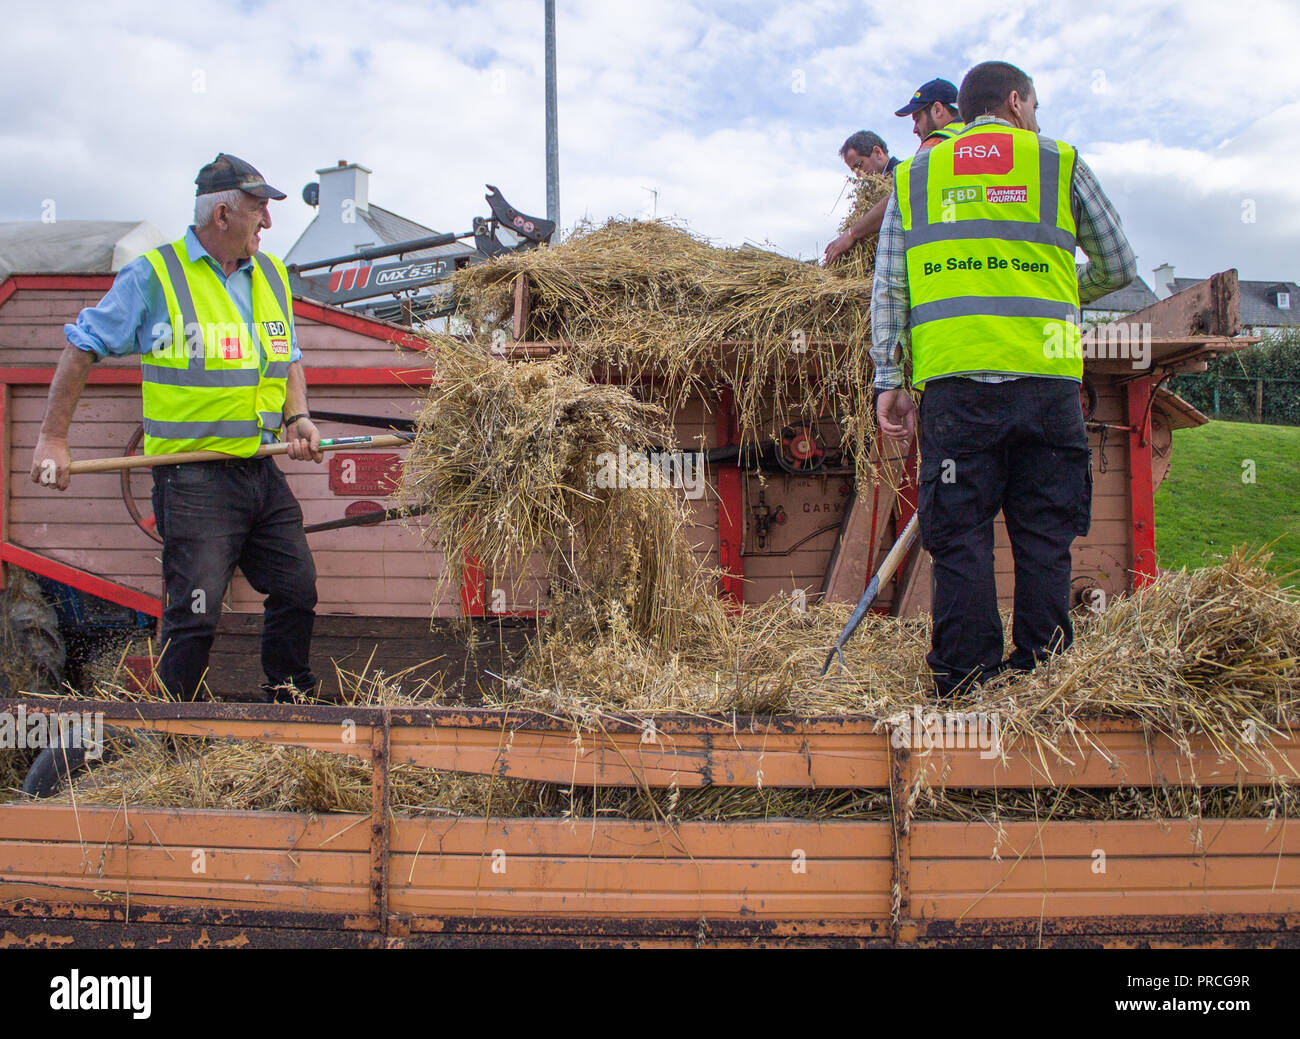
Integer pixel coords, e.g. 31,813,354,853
356,204,476,262
1173,276,1300,327
0,220,165,279
1082,275,1158,315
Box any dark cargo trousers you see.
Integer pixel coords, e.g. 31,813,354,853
916,376,1092,698
151,456,317,701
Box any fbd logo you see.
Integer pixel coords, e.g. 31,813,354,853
940,186,982,206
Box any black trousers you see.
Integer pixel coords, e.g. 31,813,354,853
917,376,1091,698
151,456,317,701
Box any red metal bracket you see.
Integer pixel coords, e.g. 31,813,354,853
0,541,162,617
715,387,743,607
1126,378,1158,588
888,440,921,603
460,554,486,617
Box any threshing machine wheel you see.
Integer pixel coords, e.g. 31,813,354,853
120,424,163,545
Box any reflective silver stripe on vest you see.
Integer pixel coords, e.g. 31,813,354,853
252,253,291,322
156,243,204,369
904,136,1074,252
911,296,1079,327
1038,136,1060,232
906,218,1075,251
262,361,291,380
143,418,261,439
260,411,283,431
908,150,930,240
141,365,262,387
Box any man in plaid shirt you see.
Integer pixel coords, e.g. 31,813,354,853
869,61,1136,699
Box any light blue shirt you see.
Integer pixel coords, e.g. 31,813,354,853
65,226,302,364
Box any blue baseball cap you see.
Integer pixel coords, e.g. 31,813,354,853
895,78,959,117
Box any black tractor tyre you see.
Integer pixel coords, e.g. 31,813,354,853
21,746,87,798
20,731,134,799
0,570,66,696
0,571,69,796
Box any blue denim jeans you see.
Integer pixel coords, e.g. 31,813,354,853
151,457,317,700
917,376,1092,698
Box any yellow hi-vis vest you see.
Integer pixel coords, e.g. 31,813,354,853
924,119,966,143
139,238,293,456
895,123,1082,388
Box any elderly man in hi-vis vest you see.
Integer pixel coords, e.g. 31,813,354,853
31,154,324,702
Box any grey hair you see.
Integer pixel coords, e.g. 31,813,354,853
194,188,246,228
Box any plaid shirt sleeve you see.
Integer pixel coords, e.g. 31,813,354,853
868,191,909,391
1072,155,1137,305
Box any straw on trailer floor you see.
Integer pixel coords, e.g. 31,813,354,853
22,730,1298,825
2,549,1294,823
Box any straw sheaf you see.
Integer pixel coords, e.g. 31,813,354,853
451,188,893,490
400,335,716,647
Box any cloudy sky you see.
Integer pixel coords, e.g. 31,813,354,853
3,0,1297,285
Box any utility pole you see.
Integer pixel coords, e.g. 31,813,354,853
544,0,560,230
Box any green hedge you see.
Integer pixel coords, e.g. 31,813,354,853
1170,329,1300,425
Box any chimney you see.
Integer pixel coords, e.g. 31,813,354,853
1152,262,1176,300
314,160,372,226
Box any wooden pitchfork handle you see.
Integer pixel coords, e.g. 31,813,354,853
821,513,920,676
67,433,414,475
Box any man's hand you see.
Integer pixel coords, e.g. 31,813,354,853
285,417,324,463
31,434,72,491
876,388,917,446
823,231,856,266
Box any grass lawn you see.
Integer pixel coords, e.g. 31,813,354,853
1154,421,1300,586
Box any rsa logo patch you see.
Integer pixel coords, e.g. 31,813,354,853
953,133,1013,175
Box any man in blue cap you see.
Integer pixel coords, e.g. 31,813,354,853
894,77,966,148
825,78,965,265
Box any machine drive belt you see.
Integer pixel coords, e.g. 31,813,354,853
310,409,418,432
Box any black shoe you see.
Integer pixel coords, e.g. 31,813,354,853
932,659,1014,701
260,679,317,704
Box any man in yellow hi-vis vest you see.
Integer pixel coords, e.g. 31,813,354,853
30,154,325,702
870,62,1137,699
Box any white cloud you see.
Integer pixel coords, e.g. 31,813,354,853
0,0,1295,286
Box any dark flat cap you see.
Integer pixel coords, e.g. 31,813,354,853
195,153,287,199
